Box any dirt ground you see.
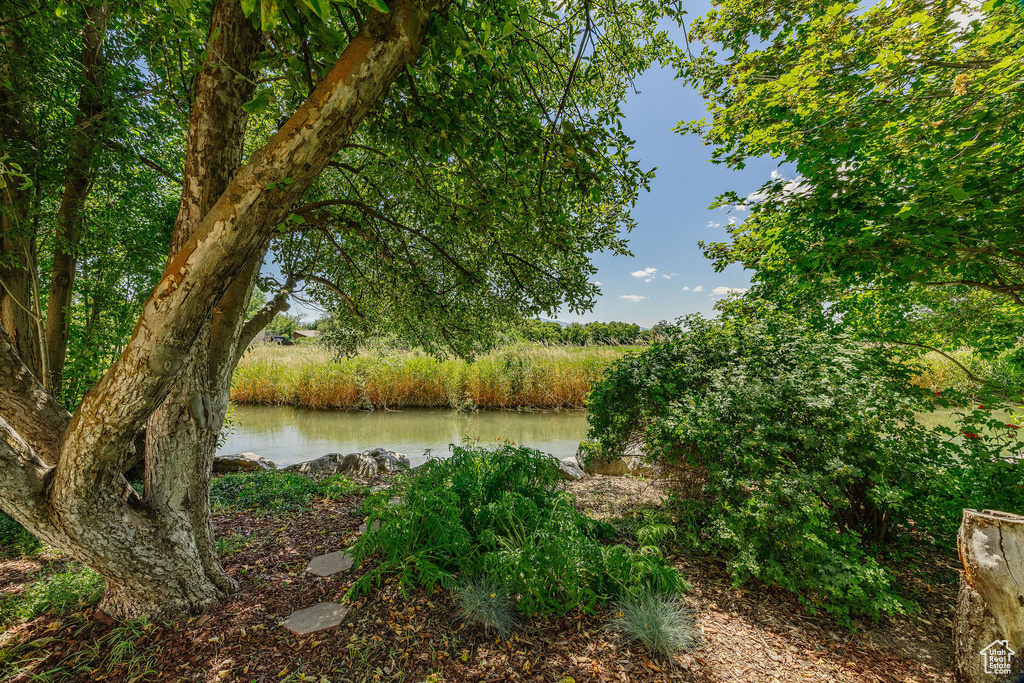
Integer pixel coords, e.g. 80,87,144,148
0,474,960,683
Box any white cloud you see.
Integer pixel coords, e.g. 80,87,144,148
630,267,658,283
727,217,737,226
733,204,748,212
747,170,810,204
712,286,749,296
682,286,690,291
693,286,703,293
707,221,721,229
619,295,648,302
592,281,602,286
661,273,679,280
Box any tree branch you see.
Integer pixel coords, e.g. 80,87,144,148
0,328,70,463
51,0,439,498
103,140,182,185
237,272,297,351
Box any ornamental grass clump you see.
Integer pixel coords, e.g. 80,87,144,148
611,592,698,660
349,444,685,616
454,578,518,639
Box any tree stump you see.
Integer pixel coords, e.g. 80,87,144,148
955,509,1024,682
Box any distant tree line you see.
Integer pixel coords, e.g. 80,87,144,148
517,318,671,345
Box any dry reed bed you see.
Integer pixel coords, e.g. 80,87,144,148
231,344,633,410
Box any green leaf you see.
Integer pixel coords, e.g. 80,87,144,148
301,0,332,22
948,187,969,201
240,0,258,17
260,0,279,30
242,89,273,116
364,0,389,13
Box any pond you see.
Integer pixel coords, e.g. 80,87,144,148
217,405,590,468
217,405,1021,469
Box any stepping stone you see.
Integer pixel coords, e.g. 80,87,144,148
358,518,380,534
305,549,354,577
281,602,349,636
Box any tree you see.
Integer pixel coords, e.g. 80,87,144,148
267,312,300,339
0,0,676,619
678,0,1024,357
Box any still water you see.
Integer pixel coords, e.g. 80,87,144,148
217,405,590,468
218,405,1021,469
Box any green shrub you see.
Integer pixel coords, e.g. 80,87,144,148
210,470,361,514
454,578,517,639
611,592,697,659
0,511,41,559
349,444,685,616
587,311,951,624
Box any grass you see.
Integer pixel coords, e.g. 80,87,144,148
454,578,518,639
0,616,161,682
232,343,634,410
0,563,104,626
210,470,363,514
610,592,698,661
908,347,1024,394
0,511,42,559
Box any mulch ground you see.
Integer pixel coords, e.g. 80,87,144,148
0,474,960,683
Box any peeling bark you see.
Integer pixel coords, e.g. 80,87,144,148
0,0,439,620
954,509,1024,682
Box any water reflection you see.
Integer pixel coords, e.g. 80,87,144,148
218,405,590,467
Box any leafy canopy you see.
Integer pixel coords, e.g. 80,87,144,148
678,0,1024,353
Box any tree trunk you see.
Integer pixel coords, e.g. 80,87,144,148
0,0,437,621
0,19,42,379
954,509,1024,683
45,3,109,399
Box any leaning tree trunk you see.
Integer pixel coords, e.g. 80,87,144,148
0,0,437,620
954,509,1024,683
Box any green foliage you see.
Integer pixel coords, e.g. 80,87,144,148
267,313,301,340
349,444,686,616
610,592,698,660
1,564,104,625
210,470,361,514
0,617,160,681
680,0,1024,359
454,578,518,639
587,311,951,624
517,319,646,346
0,511,41,559
216,533,253,557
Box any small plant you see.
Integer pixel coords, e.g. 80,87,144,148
2,563,104,624
0,511,41,558
611,592,698,660
216,533,252,557
454,578,517,639
210,470,361,514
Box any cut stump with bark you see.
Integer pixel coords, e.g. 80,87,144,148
954,508,1024,682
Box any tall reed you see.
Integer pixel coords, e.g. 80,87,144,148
231,343,632,410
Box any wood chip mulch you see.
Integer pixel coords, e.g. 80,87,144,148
0,474,959,682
